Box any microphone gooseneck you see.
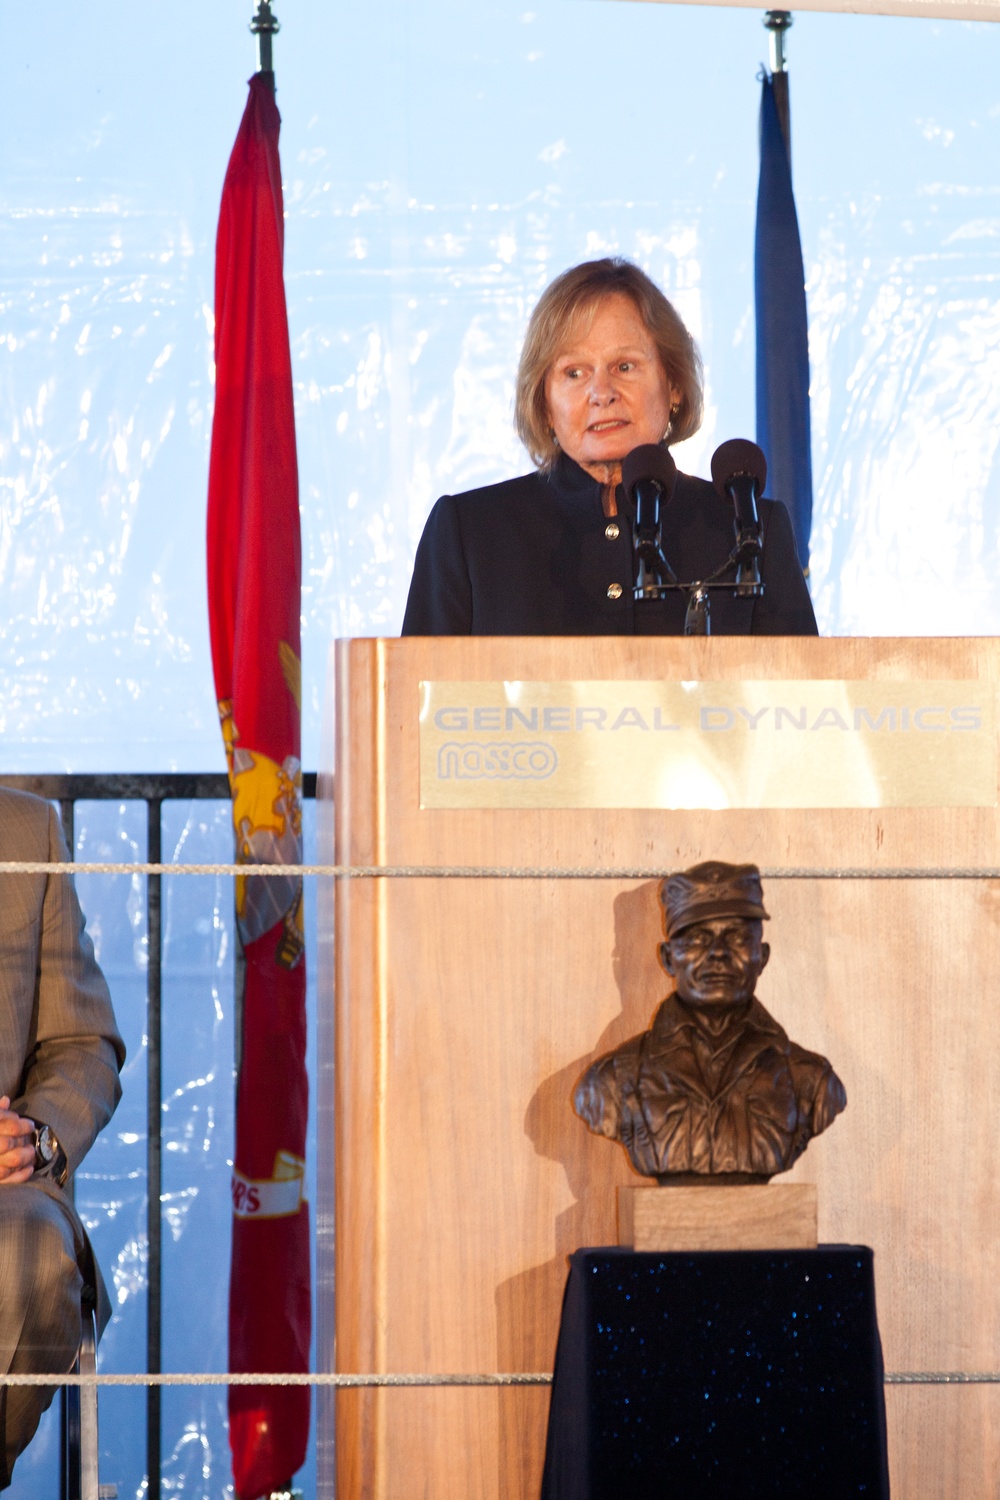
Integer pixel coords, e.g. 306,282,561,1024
710,439,767,592
623,444,678,599
621,438,767,631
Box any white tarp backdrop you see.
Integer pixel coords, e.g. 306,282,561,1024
3,2,1000,1496
4,2,1000,776
625,0,1000,21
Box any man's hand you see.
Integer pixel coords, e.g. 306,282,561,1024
0,1096,35,1184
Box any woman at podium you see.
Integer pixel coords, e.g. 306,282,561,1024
401,257,817,636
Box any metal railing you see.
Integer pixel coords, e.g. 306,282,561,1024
0,770,317,1499
5,772,1000,1497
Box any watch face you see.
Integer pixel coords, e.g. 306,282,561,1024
36,1125,55,1163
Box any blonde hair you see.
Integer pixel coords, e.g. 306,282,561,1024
514,258,703,470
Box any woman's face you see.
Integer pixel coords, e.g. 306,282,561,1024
543,293,679,481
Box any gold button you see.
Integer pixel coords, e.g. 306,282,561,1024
607,583,623,601
605,522,620,540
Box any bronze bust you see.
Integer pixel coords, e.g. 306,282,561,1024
574,861,846,1181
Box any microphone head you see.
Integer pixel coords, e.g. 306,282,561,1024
710,439,767,502
622,443,677,506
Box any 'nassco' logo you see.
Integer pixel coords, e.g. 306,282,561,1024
218,691,304,966
231,1150,306,1220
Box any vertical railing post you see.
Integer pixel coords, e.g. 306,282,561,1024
59,798,75,853
146,799,163,1500
58,795,76,1500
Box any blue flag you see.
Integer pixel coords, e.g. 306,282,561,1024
755,74,813,573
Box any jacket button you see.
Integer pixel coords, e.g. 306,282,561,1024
607,583,623,600
605,522,620,540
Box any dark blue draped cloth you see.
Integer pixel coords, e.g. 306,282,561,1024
541,1247,890,1499
755,74,814,574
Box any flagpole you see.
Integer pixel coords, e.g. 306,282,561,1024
763,10,793,161
756,5,814,574
250,0,280,92
213,15,308,1500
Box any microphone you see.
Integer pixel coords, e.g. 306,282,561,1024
622,444,677,542
710,439,766,589
622,445,677,598
711,438,766,532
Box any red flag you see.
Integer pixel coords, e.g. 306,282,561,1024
206,74,310,1499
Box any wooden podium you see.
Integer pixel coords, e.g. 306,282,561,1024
319,636,1000,1500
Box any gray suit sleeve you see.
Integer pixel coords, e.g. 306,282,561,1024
11,805,125,1173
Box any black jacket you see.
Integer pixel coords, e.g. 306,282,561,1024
401,454,817,636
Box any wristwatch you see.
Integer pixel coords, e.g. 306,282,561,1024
31,1121,69,1187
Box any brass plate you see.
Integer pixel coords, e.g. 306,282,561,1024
418,680,997,810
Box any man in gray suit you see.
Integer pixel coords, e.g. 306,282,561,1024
0,787,125,1488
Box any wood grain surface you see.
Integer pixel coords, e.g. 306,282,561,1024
618,1183,818,1250
319,636,1000,1499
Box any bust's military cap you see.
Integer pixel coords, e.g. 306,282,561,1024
660,860,770,939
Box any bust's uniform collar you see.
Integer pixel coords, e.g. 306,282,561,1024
648,992,790,1061
633,994,790,1112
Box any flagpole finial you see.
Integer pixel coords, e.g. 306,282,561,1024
763,10,792,73
250,0,280,88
